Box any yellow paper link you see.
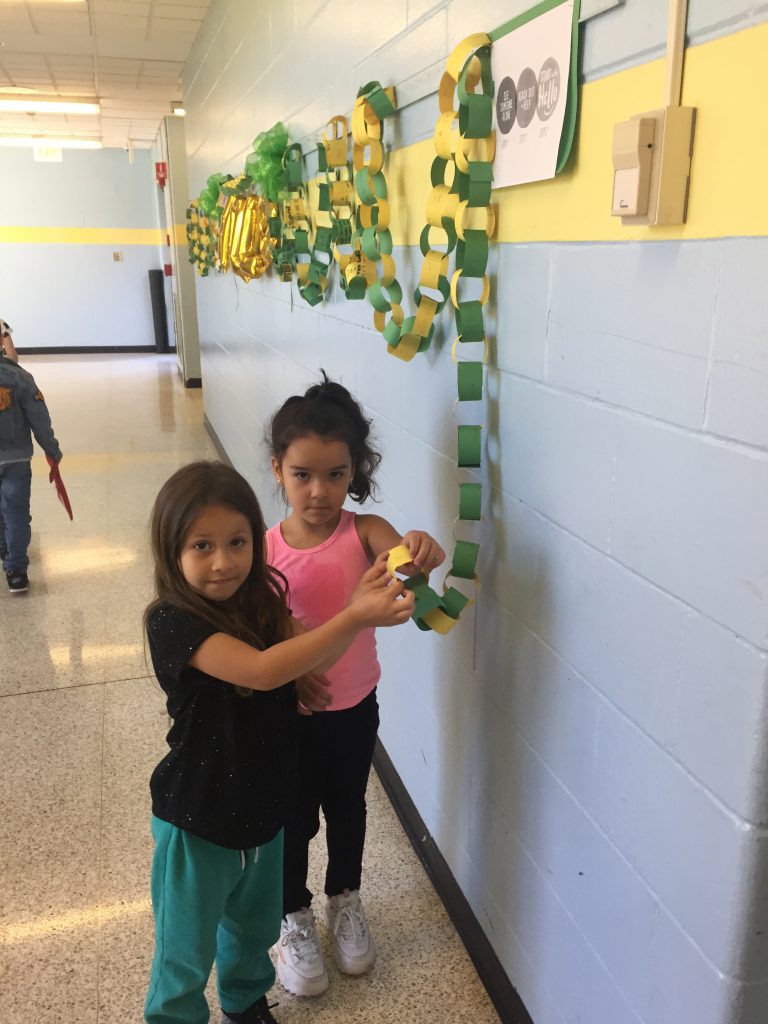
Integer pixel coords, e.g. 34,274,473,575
352,99,382,145
438,72,457,114
413,295,439,337
455,202,496,241
374,303,403,334
463,56,483,92
388,333,421,361
454,133,496,174
323,115,348,166
353,139,384,174
445,32,491,82
360,196,391,230
420,249,449,289
450,270,490,308
420,606,462,634
426,185,460,227
386,544,416,577
451,337,490,364
330,179,354,208
434,110,459,160
380,253,396,288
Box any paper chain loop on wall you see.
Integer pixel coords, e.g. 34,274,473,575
185,199,220,277
349,83,405,339
374,35,493,634
186,32,497,634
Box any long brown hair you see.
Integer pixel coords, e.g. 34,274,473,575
145,461,292,656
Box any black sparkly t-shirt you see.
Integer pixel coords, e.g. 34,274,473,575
147,602,297,850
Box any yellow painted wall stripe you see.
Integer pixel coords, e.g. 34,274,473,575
1,25,764,250
387,23,768,244
0,227,163,245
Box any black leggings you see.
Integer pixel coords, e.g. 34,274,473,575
282,689,379,916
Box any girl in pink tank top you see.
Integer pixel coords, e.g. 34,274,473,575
266,372,445,999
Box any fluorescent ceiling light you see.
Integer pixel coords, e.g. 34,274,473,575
171,106,186,117
0,136,102,149
0,98,100,114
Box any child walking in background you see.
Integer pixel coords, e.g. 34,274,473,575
143,461,413,1024
266,373,446,997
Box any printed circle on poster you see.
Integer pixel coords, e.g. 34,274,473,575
537,57,561,121
515,66,538,129
496,76,517,135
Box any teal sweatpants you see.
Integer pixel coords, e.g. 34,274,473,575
145,816,283,1024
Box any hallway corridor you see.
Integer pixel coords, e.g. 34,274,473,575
0,354,498,1024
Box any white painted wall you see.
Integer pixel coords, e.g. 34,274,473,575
0,148,161,349
182,2,768,1022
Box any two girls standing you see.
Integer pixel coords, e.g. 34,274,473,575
143,376,443,1023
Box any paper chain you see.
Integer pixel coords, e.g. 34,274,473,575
186,33,493,634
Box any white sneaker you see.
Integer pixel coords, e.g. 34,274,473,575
275,908,329,997
325,890,376,975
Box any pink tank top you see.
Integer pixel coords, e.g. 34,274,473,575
266,509,380,711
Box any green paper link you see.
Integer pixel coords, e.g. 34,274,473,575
440,586,471,619
459,93,493,139
431,156,450,189
357,81,396,120
457,361,483,401
466,161,494,206
404,573,442,619
367,277,403,313
455,300,485,342
332,219,353,245
419,222,457,258
293,229,310,255
459,482,482,521
382,317,402,345
450,540,479,580
314,225,333,253
345,277,367,301
456,230,489,277
413,276,451,314
354,167,387,205
400,315,435,345
361,225,393,260
458,425,482,467
457,43,492,105
317,182,331,212
299,281,324,306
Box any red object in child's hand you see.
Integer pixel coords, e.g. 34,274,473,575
46,455,73,520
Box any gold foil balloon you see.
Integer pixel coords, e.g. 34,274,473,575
219,194,273,282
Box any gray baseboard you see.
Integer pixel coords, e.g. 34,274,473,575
373,740,533,1024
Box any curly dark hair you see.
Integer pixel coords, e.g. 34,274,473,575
267,371,381,503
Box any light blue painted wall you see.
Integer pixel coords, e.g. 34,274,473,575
183,3,768,1023
0,148,161,349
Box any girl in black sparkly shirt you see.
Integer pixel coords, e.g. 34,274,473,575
143,461,413,1024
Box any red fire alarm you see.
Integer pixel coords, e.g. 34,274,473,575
155,161,168,188
163,263,173,277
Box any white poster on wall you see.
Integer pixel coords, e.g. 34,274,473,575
491,1,574,187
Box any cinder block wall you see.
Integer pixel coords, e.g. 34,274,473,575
183,2,768,1021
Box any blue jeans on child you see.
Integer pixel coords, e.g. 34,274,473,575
0,460,32,572
145,817,283,1024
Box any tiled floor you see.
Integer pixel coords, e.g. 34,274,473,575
0,354,499,1024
